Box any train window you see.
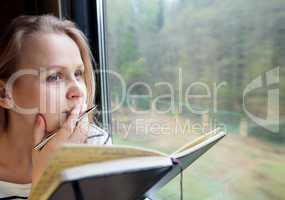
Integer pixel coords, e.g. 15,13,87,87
105,0,285,199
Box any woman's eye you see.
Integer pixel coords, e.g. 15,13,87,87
46,72,63,82
75,70,84,78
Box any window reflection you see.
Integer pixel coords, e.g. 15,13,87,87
106,0,285,199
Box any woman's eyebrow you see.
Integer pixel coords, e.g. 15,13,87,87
46,64,84,70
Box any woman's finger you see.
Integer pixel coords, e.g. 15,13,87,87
69,116,89,143
32,114,46,148
57,104,81,139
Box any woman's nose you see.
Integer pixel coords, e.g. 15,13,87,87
66,83,84,100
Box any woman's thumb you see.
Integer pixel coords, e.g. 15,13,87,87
33,114,46,146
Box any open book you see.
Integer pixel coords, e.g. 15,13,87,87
29,128,226,200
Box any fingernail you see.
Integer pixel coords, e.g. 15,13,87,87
76,104,81,112
36,114,42,126
82,103,87,110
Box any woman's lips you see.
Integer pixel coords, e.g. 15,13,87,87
62,110,83,117
62,110,71,118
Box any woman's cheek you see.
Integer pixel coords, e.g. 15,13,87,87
39,84,64,113
81,83,88,103
11,76,39,110
39,85,66,132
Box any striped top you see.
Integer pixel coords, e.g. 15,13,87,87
0,181,31,200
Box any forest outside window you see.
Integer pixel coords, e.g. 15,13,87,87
104,0,285,199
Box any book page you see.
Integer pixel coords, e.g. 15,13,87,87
146,129,226,196
29,144,165,200
171,128,223,156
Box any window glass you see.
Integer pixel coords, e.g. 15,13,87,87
106,0,285,199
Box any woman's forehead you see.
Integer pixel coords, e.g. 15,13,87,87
18,33,83,70
43,64,84,72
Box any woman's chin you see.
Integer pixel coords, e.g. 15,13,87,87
44,113,66,133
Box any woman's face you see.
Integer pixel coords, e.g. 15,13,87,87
11,33,87,132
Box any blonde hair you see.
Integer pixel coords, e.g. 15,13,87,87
0,14,96,131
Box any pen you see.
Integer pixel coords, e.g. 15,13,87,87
33,105,97,151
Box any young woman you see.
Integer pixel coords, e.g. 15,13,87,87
0,15,110,199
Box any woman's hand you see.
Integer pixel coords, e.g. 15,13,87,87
31,103,89,187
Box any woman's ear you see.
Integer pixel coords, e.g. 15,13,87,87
0,80,13,109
